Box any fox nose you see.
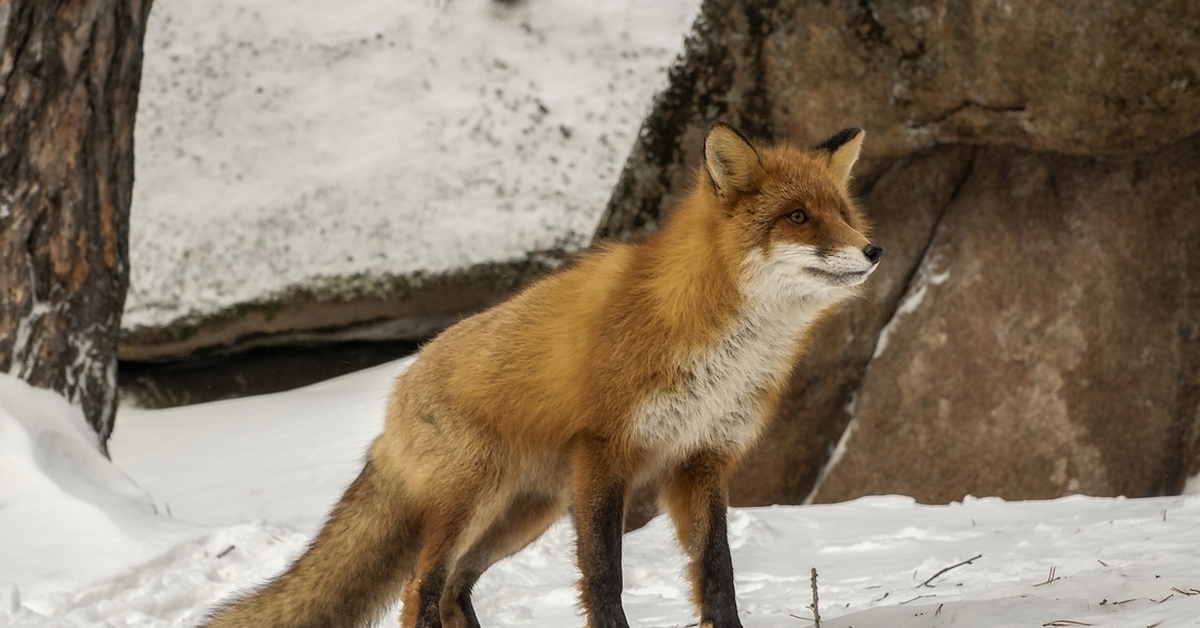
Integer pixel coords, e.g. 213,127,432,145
863,243,883,264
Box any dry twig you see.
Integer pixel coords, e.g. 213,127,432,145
1034,566,1060,587
809,567,821,628
919,554,983,588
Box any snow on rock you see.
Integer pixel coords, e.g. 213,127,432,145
126,0,702,331
870,248,950,361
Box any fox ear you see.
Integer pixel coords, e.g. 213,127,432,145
703,123,763,196
815,127,864,191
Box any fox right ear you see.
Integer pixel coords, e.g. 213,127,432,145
815,127,865,192
703,123,763,197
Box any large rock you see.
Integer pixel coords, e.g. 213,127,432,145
599,0,1200,505
813,136,1200,503
116,0,701,362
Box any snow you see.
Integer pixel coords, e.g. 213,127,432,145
126,0,701,330
3,367,1200,627
0,377,198,602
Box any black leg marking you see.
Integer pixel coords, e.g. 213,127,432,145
453,571,483,628
416,567,447,628
579,480,631,628
698,497,742,628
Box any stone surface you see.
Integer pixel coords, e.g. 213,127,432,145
119,340,419,409
767,0,1200,160
812,136,1200,503
598,0,1200,242
592,0,771,242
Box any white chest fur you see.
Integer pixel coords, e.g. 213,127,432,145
629,284,833,463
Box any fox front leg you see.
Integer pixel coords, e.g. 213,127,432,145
660,451,743,628
571,442,632,628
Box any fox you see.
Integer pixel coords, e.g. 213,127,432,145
200,123,881,628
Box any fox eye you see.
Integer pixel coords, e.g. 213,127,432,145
786,209,808,225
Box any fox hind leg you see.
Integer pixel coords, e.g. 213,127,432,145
440,491,570,628
400,513,464,628
399,479,510,628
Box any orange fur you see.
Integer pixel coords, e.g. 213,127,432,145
200,124,880,628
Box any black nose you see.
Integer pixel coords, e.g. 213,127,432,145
863,243,883,264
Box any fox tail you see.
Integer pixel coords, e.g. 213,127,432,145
201,459,418,628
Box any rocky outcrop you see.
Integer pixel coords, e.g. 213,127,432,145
119,0,1200,502
600,0,1200,504
118,252,568,361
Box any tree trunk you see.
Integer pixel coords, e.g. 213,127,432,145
0,0,153,455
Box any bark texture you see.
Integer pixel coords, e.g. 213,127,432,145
0,0,153,453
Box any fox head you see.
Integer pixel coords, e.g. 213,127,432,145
701,123,882,301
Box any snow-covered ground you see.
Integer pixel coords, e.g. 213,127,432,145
3,364,1199,628
126,0,701,330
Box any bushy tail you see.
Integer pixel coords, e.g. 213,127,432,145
201,460,420,628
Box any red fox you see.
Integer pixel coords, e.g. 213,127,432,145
201,123,881,628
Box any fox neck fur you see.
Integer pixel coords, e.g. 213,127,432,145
613,190,838,462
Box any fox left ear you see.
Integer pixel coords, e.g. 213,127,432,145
704,123,763,197
815,127,865,191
